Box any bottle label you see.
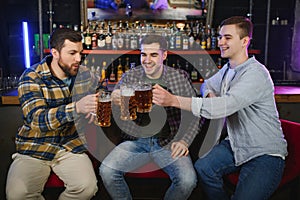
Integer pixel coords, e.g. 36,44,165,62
110,73,116,82
117,37,124,49
130,39,137,49
98,39,106,48
112,37,118,50
175,35,182,49
182,38,189,50
189,37,194,49
106,36,112,44
85,36,91,45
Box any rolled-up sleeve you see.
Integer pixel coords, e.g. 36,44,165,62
192,97,203,117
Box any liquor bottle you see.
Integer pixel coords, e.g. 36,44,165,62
109,59,116,82
175,30,182,50
182,32,189,50
91,31,98,50
105,23,113,50
188,22,195,49
112,33,118,50
198,57,204,80
130,30,138,50
118,20,123,33
200,26,206,50
194,22,201,49
211,28,218,50
97,28,106,49
124,33,130,50
117,58,124,81
185,61,191,79
169,29,175,50
80,22,85,49
84,27,92,50
191,62,198,82
101,61,107,81
206,25,212,50
161,30,169,50
117,33,124,50
124,57,130,73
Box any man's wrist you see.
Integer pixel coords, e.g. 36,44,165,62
171,94,179,108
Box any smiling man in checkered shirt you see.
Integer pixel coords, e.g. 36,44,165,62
100,34,206,200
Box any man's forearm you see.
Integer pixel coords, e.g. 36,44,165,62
171,95,192,112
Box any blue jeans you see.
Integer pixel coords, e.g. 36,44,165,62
99,137,197,200
194,140,285,200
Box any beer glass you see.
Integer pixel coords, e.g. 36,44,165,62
96,92,112,127
135,83,153,113
120,85,137,120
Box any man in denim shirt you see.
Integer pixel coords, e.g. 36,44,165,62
153,16,287,200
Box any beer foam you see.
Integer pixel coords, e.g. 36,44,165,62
121,88,134,96
99,99,111,102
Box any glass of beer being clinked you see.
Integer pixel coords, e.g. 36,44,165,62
96,92,112,127
135,82,153,113
120,84,137,120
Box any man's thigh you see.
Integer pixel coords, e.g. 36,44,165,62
101,140,152,172
6,153,51,197
195,140,237,176
52,151,97,186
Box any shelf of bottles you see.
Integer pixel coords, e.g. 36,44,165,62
44,19,260,86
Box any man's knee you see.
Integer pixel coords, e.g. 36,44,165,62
6,183,41,200
179,170,197,189
64,179,98,199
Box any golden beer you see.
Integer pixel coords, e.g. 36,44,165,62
120,95,137,120
96,93,112,127
135,88,153,113
120,85,137,120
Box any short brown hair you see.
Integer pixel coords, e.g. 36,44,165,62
220,16,253,39
49,28,82,52
140,34,168,51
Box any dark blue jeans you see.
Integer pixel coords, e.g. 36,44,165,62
194,140,285,200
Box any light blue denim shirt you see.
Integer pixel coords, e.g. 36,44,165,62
192,57,287,166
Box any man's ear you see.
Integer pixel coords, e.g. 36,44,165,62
162,50,168,60
51,48,59,59
242,36,251,48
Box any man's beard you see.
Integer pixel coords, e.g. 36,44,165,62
58,59,78,77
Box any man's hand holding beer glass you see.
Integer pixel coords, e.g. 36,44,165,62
153,84,193,112
75,93,99,124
